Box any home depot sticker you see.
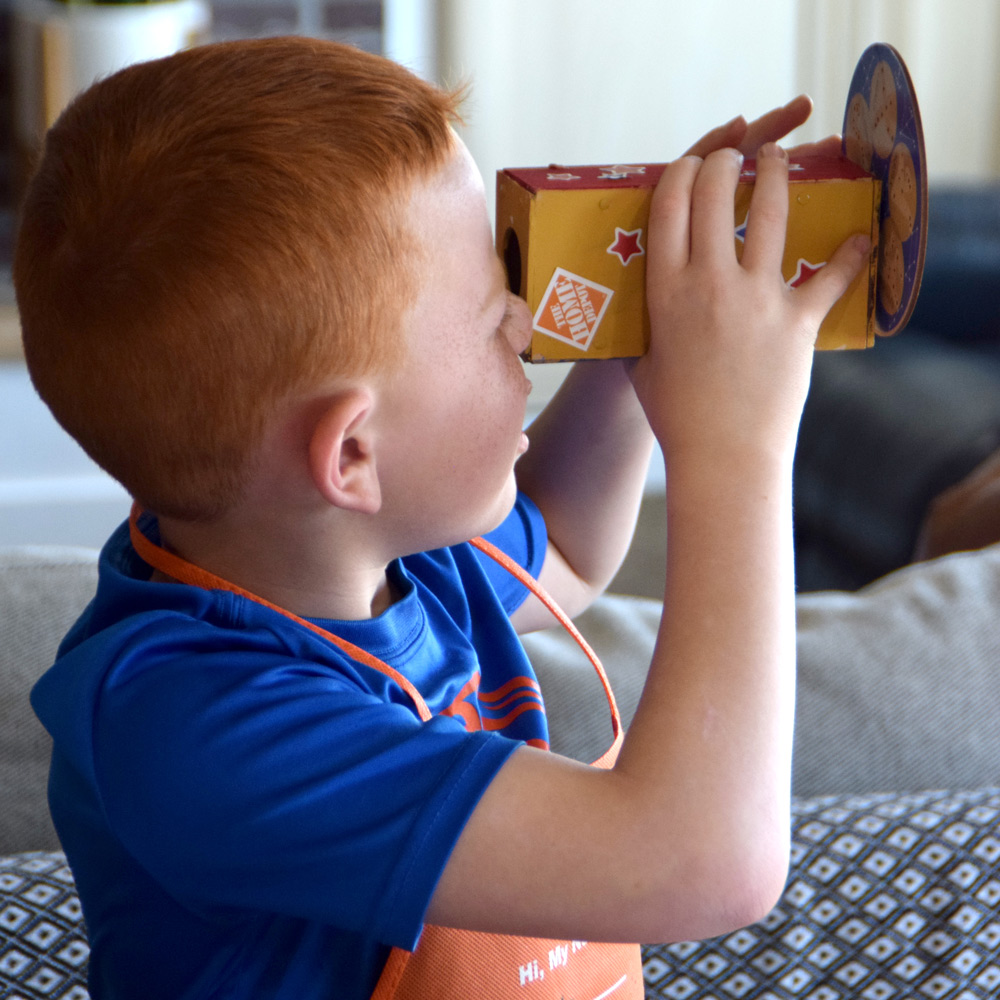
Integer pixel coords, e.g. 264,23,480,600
532,267,613,352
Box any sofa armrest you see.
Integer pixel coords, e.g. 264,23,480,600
0,547,99,854
794,542,1000,797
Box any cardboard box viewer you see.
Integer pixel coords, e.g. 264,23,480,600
496,156,881,362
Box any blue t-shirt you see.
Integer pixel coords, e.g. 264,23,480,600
31,495,547,1000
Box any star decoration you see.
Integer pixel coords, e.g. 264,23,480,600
787,258,827,288
547,172,581,182
607,227,645,265
739,163,804,182
598,164,646,180
735,212,749,244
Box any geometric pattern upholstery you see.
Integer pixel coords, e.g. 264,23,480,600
3,791,1000,999
0,853,89,1000
643,788,1000,999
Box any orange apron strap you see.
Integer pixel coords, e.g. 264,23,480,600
370,540,631,999
128,504,433,721
129,505,624,755
469,536,624,767
370,946,411,1000
127,505,636,1000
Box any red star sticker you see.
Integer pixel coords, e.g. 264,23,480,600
607,227,645,265
788,258,826,288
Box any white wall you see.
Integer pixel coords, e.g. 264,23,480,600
797,0,1000,183
0,363,130,550
425,0,1000,190
436,0,800,206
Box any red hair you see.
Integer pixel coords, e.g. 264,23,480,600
15,37,462,520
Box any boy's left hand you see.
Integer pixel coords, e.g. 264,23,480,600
686,94,841,160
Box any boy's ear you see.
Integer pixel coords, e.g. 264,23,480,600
307,390,381,514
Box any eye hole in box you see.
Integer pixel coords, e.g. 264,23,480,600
502,227,522,297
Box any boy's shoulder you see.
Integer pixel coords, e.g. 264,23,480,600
34,494,547,730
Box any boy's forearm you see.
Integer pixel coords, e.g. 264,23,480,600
432,144,870,945
438,446,799,945
515,359,654,600
612,447,798,934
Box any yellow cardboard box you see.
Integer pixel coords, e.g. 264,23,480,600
496,157,881,361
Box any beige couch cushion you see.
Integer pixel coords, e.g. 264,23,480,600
793,542,1000,796
4,540,1000,854
0,546,98,853
528,543,1000,798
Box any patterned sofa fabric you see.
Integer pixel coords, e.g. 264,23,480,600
4,789,1000,999
645,788,1000,1000
0,852,89,999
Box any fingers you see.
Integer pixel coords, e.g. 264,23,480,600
737,95,813,155
688,149,745,268
649,140,870,341
792,231,872,326
786,134,842,160
739,143,790,272
684,115,748,158
684,95,814,162
647,155,703,268
653,147,779,273
738,141,870,328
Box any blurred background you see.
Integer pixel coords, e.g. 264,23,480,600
427,0,999,193
1,0,998,549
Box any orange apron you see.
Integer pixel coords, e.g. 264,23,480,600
128,508,643,1000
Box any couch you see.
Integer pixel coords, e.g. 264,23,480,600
794,184,1000,591
3,538,1000,999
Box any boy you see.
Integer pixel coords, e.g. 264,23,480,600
17,36,869,1000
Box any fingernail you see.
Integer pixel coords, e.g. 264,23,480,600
760,142,787,160
854,234,872,254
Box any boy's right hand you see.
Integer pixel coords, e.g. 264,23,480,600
629,142,870,466
428,140,871,950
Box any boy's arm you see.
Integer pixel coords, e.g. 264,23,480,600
510,96,828,630
510,360,655,625
430,144,871,945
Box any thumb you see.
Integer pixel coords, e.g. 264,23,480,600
794,233,872,327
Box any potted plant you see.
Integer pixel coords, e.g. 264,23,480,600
11,0,211,195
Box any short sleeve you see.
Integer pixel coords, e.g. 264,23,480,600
92,641,518,950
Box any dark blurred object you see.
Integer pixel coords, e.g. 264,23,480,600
913,449,1000,562
794,185,1000,591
